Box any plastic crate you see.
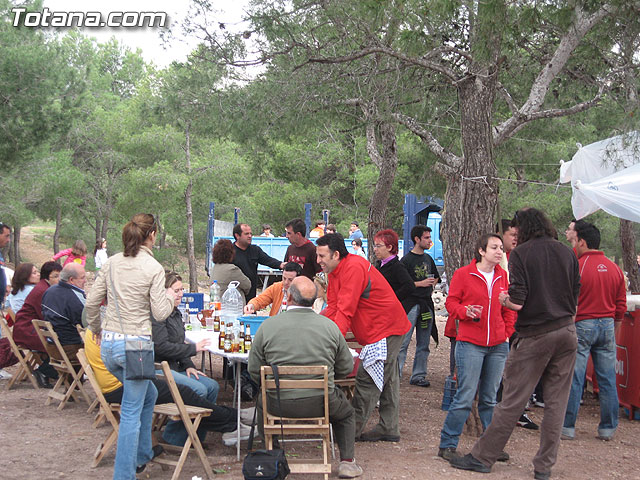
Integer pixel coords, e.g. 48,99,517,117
238,315,268,334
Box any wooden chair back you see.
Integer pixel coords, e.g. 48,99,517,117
0,316,41,390
31,319,91,409
260,365,331,479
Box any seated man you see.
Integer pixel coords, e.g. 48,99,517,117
41,263,86,361
248,276,363,478
84,332,253,447
243,262,302,316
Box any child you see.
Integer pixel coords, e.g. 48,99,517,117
94,238,108,270
52,240,87,266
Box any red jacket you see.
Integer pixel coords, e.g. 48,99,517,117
323,254,410,346
576,250,626,322
12,278,50,351
445,259,515,346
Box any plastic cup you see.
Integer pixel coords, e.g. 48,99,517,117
470,305,483,322
190,316,201,331
206,317,214,331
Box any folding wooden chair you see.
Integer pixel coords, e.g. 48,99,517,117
0,316,42,391
74,325,99,414
261,365,332,480
152,361,215,480
31,319,91,409
76,349,121,467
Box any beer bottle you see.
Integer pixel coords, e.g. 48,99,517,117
218,321,226,350
239,322,245,353
244,324,252,353
213,311,220,332
224,322,233,353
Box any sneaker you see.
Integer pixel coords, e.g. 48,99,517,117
409,378,431,387
0,369,13,380
240,406,255,425
222,423,252,446
596,434,613,441
338,459,363,478
496,451,509,462
450,453,491,473
517,413,539,430
560,434,574,440
534,400,545,408
534,471,551,480
438,447,460,461
136,445,164,473
356,429,400,442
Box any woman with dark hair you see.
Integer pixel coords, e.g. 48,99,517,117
152,271,219,405
6,263,39,314
437,233,516,461
211,239,251,300
94,238,108,270
351,237,367,259
86,213,176,479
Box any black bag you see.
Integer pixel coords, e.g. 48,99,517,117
241,368,259,401
242,364,289,480
124,338,155,380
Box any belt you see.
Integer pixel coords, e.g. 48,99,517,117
102,331,151,341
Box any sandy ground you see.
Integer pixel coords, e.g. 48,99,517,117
1,228,639,479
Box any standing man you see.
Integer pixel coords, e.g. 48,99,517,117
565,219,578,250
248,276,363,478
232,223,284,300
284,218,321,280
451,208,580,480
0,222,10,307
348,222,363,239
398,225,440,387
562,220,625,441
316,233,410,442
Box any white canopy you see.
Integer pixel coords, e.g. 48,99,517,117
559,132,640,222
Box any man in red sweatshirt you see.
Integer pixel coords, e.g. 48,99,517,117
562,220,626,441
316,233,410,443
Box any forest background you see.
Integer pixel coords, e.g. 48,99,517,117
1,0,640,293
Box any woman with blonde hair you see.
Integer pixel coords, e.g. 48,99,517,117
86,214,176,479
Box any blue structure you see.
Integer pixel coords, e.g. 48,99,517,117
403,194,444,267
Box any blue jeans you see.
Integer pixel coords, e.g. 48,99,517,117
563,318,618,438
102,337,158,480
397,305,431,381
171,369,219,404
440,340,509,449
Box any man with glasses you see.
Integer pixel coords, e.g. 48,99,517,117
398,225,440,387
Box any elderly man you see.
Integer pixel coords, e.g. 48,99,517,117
41,263,87,361
284,218,321,280
248,276,363,478
243,262,302,316
316,233,410,443
451,208,579,480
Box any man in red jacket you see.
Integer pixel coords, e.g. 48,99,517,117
316,233,410,442
562,220,626,441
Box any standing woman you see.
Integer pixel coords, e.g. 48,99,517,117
94,238,108,270
437,233,515,461
86,214,175,480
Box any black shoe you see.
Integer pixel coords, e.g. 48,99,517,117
136,445,164,473
356,429,400,442
450,453,491,473
517,413,539,430
409,378,431,387
496,451,509,462
438,447,460,461
33,370,53,389
534,471,550,480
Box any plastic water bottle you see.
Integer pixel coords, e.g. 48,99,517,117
221,280,244,334
209,280,221,310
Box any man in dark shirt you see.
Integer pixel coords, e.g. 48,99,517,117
232,223,284,300
399,225,440,387
283,218,321,280
451,208,580,480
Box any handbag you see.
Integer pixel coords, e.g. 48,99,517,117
109,268,156,381
242,364,290,480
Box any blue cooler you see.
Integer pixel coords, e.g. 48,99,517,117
238,315,268,334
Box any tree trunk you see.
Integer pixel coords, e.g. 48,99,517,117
53,207,61,254
10,225,21,265
620,219,639,293
101,217,109,241
442,74,499,280
184,122,198,292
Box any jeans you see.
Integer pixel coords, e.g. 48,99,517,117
397,305,431,381
169,369,220,404
101,337,158,480
440,340,508,449
563,318,618,438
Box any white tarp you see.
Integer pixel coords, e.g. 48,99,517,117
559,132,640,222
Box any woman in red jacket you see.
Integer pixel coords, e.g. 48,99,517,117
438,233,516,461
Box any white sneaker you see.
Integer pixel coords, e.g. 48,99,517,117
222,422,252,447
338,460,363,478
0,369,13,380
240,406,256,425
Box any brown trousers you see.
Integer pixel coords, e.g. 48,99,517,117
471,324,577,474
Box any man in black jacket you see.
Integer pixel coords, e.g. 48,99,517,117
451,208,580,480
232,223,284,300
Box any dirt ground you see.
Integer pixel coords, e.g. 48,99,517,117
1,228,639,479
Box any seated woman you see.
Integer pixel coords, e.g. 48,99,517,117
152,272,220,404
437,233,515,461
211,239,251,301
6,263,40,316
